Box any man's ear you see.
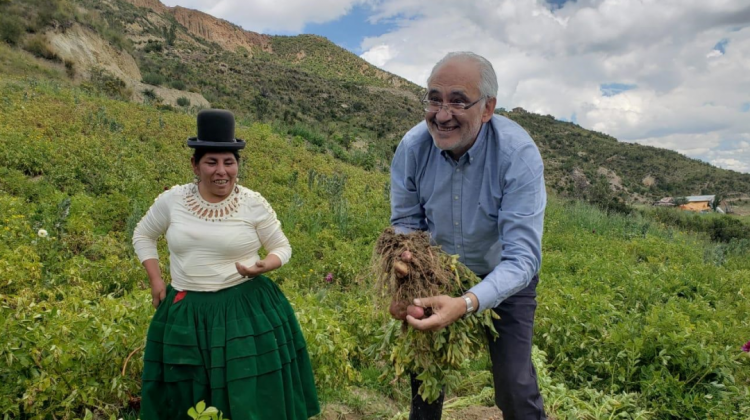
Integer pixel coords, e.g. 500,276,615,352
482,97,497,123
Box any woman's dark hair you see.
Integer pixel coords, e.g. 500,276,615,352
193,148,241,164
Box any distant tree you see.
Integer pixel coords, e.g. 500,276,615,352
253,94,269,121
164,22,177,46
710,194,723,212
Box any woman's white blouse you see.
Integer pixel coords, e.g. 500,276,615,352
132,184,292,292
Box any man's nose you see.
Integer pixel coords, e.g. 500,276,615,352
435,107,453,123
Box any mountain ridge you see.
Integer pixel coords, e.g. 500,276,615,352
2,0,749,208
123,0,273,53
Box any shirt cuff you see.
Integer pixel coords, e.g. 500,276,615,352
467,280,501,313
468,271,528,313
136,251,159,264
268,250,291,266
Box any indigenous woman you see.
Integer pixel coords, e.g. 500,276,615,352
133,109,320,419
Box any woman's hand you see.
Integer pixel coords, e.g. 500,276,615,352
236,255,282,278
235,260,268,278
150,278,167,309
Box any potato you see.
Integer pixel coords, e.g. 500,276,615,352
394,260,409,277
407,305,425,319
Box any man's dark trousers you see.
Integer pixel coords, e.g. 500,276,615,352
409,276,547,420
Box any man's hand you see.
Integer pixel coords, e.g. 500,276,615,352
150,278,166,309
235,260,268,278
406,295,467,331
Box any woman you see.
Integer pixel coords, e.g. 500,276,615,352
133,109,320,419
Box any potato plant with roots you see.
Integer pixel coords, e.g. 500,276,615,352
371,228,499,403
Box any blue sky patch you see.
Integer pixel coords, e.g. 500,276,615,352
713,38,729,54
741,102,750,112
546,0,573,8
600,83,637,97
303,4,397,53
560,112,578,124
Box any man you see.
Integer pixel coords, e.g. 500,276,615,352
389,51,547,420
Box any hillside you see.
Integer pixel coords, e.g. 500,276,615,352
3,0,750,205
503,109,750,206
1,76,748,419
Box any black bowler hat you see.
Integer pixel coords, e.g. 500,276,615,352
186,109,246,150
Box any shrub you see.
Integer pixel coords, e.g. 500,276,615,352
88,67,130,100
64,59,75,77
170,79,186,90
24,34,59,61
176,96,190,107
288,124,326,147
143,40,163,53
0,14,23,45
142,88,158,100
142,72,165,86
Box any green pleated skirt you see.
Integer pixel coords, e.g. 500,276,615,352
140,276,320,420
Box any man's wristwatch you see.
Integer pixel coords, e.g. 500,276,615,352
462,295,475,318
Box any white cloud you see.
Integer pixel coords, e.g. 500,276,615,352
161,0,364,33
711,158,749,172
360,44,393,67
359,0,750,172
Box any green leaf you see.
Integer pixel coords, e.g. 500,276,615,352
196,400,206,413
188,407,199,419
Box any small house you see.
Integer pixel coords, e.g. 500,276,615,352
679,195,715,212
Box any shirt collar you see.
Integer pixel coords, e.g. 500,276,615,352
439,121,489,165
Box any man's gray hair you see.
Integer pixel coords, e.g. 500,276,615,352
427,52,498,99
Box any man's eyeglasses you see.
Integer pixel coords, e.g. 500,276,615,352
422,96,485,115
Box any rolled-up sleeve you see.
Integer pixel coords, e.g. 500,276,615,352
254,196,292,265
469,143,546,312
390,138,427,234
132,190,173,263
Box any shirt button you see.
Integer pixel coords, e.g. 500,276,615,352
454,196,459,200
457,245,461,248
454,222,459,226
456,168,461,172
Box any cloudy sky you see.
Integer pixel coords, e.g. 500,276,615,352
162,0,750,172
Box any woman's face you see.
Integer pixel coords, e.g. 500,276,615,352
192,151,239,202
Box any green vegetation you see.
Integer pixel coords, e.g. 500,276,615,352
188,401,228,420
5,0,750,208
1,0,750,418
1,76,748,419
646,207,750,243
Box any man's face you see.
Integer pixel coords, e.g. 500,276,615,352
424,59,495,159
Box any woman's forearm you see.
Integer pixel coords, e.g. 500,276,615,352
142,259,163,285
262,253,283,272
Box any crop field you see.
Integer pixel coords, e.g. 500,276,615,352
0,77,748,419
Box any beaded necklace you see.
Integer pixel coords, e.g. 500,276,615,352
183,183,243,222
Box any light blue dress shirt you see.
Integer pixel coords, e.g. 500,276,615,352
390,115,546,313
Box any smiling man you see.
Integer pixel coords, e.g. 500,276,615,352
389,52,547,420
